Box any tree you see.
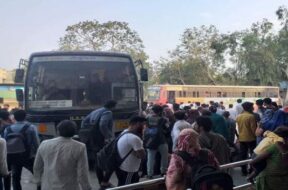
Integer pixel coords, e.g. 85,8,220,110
276,6,288,104
156,25,225,85
59,20,148,62
213,19,280,86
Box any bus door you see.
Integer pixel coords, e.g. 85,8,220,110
168,91,175,103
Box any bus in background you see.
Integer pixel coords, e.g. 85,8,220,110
0,83,23,109
15,51,148,139
148,85,280,106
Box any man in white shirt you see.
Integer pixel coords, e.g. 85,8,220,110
33,120,92,190
171,111,192,151
227,104,237,120
235,99,243,116
116,116,146,186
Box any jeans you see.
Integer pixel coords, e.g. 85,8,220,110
239,141,256,174
147,143,168,176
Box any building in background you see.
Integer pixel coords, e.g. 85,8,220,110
0,68,15,84
0,68,20,109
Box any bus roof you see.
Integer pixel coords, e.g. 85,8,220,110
150,84,279,89
29,51,132,59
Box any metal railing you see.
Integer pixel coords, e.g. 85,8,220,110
107,159,253,190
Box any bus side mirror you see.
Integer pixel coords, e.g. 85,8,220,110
16,89,24,102
15,69,25,83
140,68,148,81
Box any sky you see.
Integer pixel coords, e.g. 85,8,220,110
0,0,287,70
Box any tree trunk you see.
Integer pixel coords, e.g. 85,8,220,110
176,62,186,85
282,66,288,106
200,60,216,85
284,88,288,106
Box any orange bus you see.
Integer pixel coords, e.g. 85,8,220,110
147,85,280,106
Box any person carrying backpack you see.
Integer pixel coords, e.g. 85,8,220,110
166,128,233,190
195,116,231,165
80,100,117,189
115,116,146,186
96,116,146,186
144,105,170,179
4,110,40,190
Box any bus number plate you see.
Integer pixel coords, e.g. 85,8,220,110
115,120,129,130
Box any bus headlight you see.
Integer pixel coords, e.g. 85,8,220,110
38,123,48,133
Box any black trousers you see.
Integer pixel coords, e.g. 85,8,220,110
115,169,139,186
95,166,113,184
3,163,11,190
11,158,34,190
239,141,256,174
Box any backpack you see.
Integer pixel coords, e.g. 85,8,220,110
79,110,108,154
96,132,133,172
143,117,166,149
175,149,233,190
6,124,30,157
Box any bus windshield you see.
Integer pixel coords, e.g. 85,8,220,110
26,55,138,111
148,86,160,101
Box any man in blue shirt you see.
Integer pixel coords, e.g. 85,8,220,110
81,100,117,190
256,98,287,143
4,110,40,190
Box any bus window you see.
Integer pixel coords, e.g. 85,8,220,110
26,54,138,110
183,91,187,97
148,87,161,101
242,92,246,97
193,91,196,97
217,92,221,97
168,91,176,103
205,91,211,97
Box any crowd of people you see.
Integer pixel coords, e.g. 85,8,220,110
0,98,288,190
143,98,288,190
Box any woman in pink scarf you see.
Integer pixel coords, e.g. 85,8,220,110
165,128,219,190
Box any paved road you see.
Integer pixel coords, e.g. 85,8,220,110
19,167,248,190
